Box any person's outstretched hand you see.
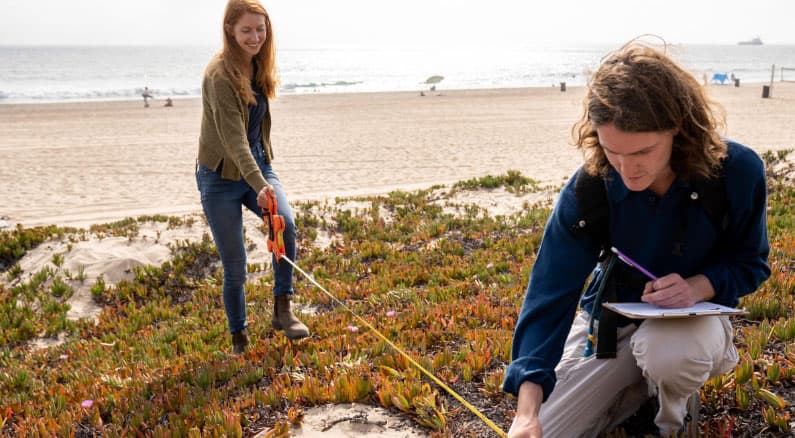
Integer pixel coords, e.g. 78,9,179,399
508,415,542,438
509,382,544,438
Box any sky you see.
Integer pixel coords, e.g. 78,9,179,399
1,0,793,48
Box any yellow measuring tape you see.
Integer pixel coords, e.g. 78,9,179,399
280,255,508,437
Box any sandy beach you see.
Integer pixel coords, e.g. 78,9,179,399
2,82,793,229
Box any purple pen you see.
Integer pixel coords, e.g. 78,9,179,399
610,247,658,281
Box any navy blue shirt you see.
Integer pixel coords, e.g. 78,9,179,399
247,75,268,150
503,141,770,401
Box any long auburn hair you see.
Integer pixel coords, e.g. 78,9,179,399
573,41,727,179
220,0,278,103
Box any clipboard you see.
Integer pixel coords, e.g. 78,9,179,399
602,301,747,319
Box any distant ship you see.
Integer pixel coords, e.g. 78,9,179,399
738,36,763,45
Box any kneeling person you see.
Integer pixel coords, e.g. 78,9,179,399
503,42,770,437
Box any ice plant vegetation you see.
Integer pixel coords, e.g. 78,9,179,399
1,156,794,436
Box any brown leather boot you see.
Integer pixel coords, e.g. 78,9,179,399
272,295,310,340
231,328,249,354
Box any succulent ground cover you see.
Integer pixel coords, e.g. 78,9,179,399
1,155,793,437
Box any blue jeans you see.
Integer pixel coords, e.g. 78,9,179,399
195,148,297,334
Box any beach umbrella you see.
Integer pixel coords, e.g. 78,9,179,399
424,75,444,84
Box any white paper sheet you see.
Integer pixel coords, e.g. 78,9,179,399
602,301,747,319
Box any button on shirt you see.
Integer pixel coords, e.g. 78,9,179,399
502,141,770,401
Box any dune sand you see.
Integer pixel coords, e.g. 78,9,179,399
2,83,792,229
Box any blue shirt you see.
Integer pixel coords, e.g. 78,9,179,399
502,141,770,400
247,75,268,150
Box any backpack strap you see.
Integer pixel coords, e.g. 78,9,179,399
572,168,610,249
595,255,619,358
572,169,619,357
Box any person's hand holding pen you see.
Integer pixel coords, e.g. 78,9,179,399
641,273,715,308
611,247,716,308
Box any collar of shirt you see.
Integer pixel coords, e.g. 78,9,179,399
605,167,694,202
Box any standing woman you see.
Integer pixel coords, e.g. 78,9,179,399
196,0,309,354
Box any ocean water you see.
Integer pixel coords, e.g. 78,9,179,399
1,44,794,104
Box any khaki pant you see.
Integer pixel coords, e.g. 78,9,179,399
538,311,738,437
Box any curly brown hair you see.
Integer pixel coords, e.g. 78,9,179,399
573,42,727,179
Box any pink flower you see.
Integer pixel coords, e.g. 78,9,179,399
347,325,358,332
59,354,68,360
81,400,93,409
386,311,396,317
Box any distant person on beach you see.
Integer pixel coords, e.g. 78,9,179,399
196,0,309,354
504,42,770,437
164,97,173,107
142,86,153,107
